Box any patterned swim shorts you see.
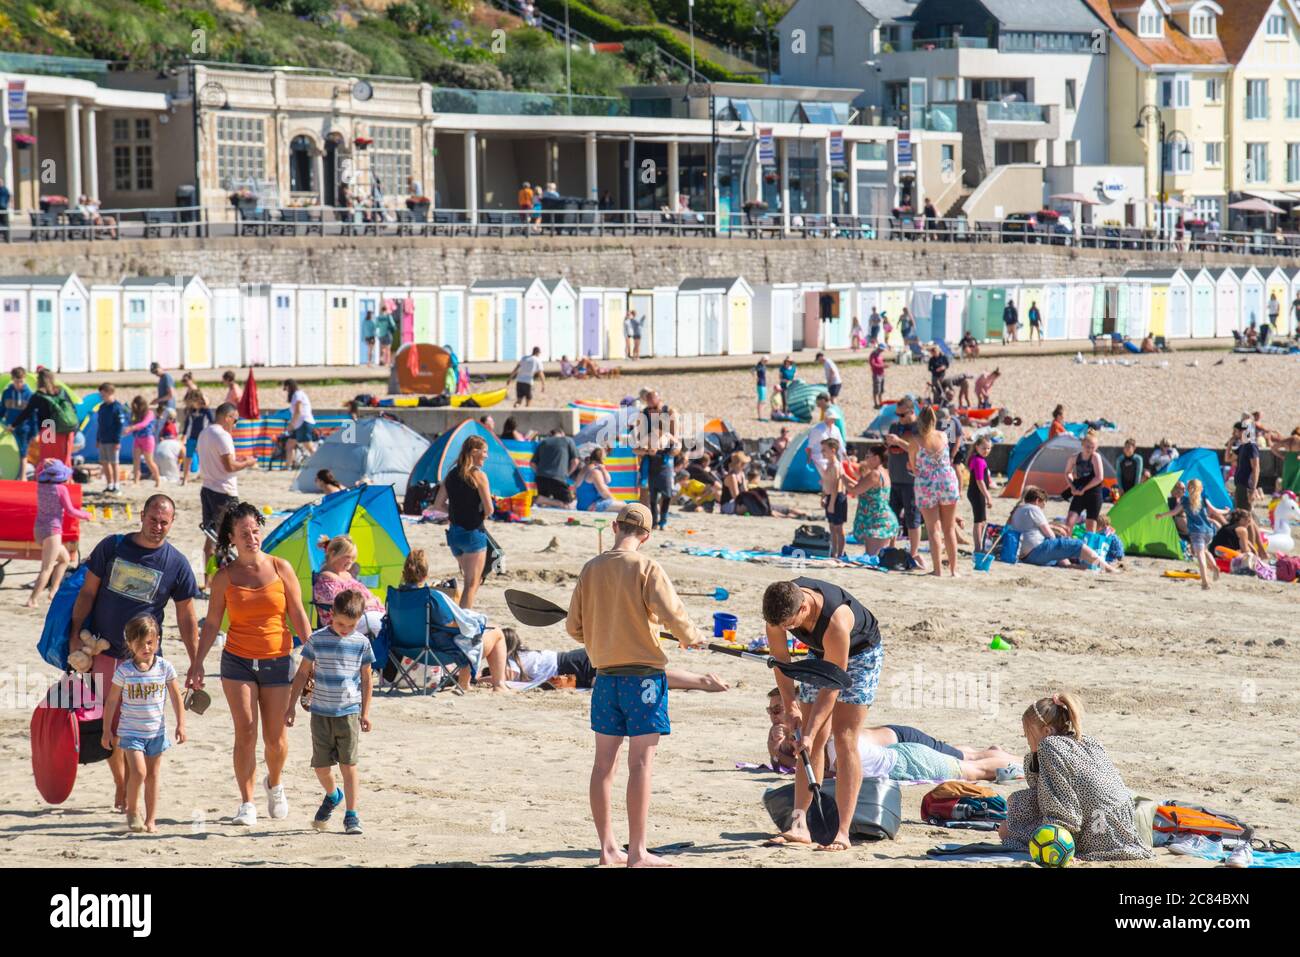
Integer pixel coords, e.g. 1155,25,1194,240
797,644,883,707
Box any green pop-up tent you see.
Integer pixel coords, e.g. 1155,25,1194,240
1109,470,1185,560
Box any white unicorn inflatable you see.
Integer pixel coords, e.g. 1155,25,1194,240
1265,492,1300,555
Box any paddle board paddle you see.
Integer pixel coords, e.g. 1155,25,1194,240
658,633,850,690
796,728,840,847
504,589,568,627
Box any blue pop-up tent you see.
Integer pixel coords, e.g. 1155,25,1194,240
262,485,410,636
1005,422,1090,479
774,420,849,493
1157,448,1230,511
409,419,527,498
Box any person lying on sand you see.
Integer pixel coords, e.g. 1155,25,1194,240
765,689,1021,783
484,629,728,693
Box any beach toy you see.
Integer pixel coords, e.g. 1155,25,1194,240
722,629,735,644
989,635,1012,651
1029,825,1075,868
263,504,273,515
712,612,739,638
102,506,113,520
973,552,994,572
1162,570,1202,580
124,503,132,519
680,587,730,601
84,505,95,520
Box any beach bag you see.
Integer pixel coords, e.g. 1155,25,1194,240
1133,794,1157,848
1276,554,1300,583
921,781,1008,824
36,564,92,670
878,546,912,571
791,524,831,558
998,529,1021,564
763,777,902,841
1153,802,1249,840
403,481,436,517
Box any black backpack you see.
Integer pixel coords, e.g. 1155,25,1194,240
403,481,436,516
791,524,831,557
878,546,913,571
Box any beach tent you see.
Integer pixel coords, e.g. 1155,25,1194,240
408,419,527,498
263,485,410,637
864,406,899,434
1005,423,1090,481
292,417,429,496
1109,471,1184,560
774,420,849,493
1156,448,1229,510
1002,431,1107,499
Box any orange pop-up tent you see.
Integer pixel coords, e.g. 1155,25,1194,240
393,343,451,395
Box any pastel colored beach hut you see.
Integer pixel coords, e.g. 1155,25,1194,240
680,279,726,356
1208,267,1241,337
88,281,121,372
465,284,497,363
909,282,950,344
469,279,525,362
382,287,413,348
120,277,183,371
355,286,386,361
268,284,298,367
753,283,798,354
241,284,271,367
967,281,1009,342
822,282,854,350
408,286,439,345
1264,267,1289,333
324,285,356,366
1238,267,1266,331
439,284,466,358
543,279,578,361
177,275,213,369
1289,269,1300,337
0,275,88,373
650,285,678,358
1188,268,1216,339
603,289,629,360
627,288,655,358
210,284,244,368
1013,281,1044,338
1042,280,1070,340
523,279,553,359
295,286,328,366
672,284,702,358
577,287,608,359
1068,278,1098,340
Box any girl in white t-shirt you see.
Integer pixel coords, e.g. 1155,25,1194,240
101,614,186,833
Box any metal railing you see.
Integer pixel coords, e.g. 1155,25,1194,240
985,101,1047,122
428,86,627,116
4,203,1300,258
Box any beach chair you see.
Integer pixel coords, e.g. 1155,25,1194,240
1154,335,1172,353
936,340,956,361
378,585,475,696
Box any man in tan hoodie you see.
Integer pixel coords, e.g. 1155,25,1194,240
566,502,705,867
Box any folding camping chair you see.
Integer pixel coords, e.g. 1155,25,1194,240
379,585,475,696
905,339,926,364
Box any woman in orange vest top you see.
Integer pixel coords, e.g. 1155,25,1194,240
193,501,314,828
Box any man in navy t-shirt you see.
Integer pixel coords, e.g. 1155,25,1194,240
1232,423,1260,511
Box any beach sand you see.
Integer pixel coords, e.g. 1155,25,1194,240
1,453,1296,868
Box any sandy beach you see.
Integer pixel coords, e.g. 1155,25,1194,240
1,438,1297,867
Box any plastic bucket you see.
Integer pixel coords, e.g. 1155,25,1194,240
973,552,994,572
713,612,738,638
998,529,1021,564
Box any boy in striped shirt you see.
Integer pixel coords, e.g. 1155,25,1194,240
286,589,374,835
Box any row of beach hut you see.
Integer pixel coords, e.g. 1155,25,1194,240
0,266,1295,373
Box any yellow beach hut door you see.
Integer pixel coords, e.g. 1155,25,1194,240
468,294,494,362
327,292,353,365
94,295,117,371
184,295,211,368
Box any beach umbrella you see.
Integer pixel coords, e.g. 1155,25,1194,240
1228,197,1285,214
238,369,260,419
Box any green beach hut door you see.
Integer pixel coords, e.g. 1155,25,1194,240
986,287,1007,341
968,287,990,340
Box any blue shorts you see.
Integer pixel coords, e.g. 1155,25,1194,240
290,423,315,442
1023,537,1085,566
756,385,768,402
591,672,670,738
797,644,882,707
446,524,488,557
118,733,171,757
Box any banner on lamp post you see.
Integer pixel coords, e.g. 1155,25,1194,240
758,127,775,167
829,129,845,169
7,81,28,129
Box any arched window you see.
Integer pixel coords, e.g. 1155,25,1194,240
289,135,315,192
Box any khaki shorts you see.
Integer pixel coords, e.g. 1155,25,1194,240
310,713,360,768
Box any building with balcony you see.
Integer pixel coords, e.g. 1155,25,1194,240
109,64,915,234
1087,0,1300,230
777,0,1110,219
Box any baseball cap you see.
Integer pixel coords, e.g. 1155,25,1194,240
616,502,653,532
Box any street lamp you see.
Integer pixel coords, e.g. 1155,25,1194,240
754,10,774,85
1135,105,1191,244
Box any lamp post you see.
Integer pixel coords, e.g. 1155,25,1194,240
755,10,773,85
564,0,572,113
688,0,697,82
1135,104,1191,246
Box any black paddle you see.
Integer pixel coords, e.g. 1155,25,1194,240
796,728,840,846
658,632,851,690
504,589,568,627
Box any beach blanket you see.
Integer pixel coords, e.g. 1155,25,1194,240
679,544,889,571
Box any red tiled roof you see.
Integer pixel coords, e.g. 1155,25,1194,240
1081,0,1230,66
1216,0,1278,63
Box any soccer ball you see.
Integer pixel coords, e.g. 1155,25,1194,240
1028,825,1076,868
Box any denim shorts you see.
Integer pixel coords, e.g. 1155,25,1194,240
118,733,171,757
220,650,294,686
1023,537,1085,566
446,524,488,557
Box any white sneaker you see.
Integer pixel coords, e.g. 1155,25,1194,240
995,764,1024,784
1225,843,1253,869
265,776,289,819
232,802,257,826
